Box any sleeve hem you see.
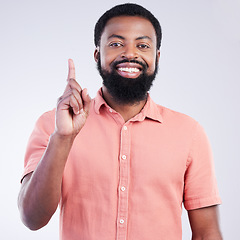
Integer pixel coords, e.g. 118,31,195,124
184,196,222,210
20,158,40,183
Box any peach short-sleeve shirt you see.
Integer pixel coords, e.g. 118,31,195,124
22,89,221,240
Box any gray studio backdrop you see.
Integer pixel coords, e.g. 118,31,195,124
0,0,239,239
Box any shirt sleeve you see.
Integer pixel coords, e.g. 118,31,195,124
21,110,55,182
183,122,221,210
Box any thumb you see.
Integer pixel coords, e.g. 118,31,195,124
82,88,92,115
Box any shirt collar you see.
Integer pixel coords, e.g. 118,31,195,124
139,94,163,123
94,88,163,123
94,88,108,114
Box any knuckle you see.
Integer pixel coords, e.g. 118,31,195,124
68,79,75,86
70,94,76,102
68,79,82,92
57,96,63,103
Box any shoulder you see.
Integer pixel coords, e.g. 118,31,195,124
33,109,56,135
156,103,198,129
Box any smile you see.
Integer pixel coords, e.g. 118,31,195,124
117,67,140,73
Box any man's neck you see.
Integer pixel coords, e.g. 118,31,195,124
101,86,147,122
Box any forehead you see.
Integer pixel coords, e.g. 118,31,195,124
101,16,157,43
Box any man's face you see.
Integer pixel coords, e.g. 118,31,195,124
94,16,160,104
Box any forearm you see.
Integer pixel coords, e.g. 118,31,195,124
18,132,74,230
189,206,223,240
192,232,223,240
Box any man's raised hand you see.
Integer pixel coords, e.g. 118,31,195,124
55,59,91,138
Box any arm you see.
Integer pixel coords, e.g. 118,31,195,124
188,205,223,240
18,59,91,230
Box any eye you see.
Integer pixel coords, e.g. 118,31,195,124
137,43,150,49
109,42,123,47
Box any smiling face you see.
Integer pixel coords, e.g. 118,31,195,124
94,16,160,104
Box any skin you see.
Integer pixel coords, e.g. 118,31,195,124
188,206,222,239
18,16,222,239
94,16,160,122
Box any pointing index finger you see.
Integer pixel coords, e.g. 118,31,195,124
64,59,81,94
68,59,76,80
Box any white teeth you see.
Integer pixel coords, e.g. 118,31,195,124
118,67,140,73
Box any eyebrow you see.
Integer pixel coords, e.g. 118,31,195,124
136,36,152,41
108,34,125,40
108,34,152,41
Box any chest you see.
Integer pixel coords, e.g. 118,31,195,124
62,119,191,196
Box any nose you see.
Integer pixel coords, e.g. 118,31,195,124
121,45,139,59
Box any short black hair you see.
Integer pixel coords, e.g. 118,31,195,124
94,3,162,49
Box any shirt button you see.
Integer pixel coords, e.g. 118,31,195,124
120,219,124,224
122,155,126,160
109,108,113,113
123,126,127,130
121,186,126,192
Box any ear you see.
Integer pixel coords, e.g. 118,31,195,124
156,50,160,63
94,47,100,62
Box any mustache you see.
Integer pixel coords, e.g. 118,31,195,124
111,59,148,70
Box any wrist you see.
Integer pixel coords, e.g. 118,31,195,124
50,131,76,146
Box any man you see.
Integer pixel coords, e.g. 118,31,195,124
18,3,222,240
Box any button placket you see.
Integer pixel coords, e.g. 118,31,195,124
116,124,131,240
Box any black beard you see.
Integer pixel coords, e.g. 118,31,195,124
97,58,158,105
